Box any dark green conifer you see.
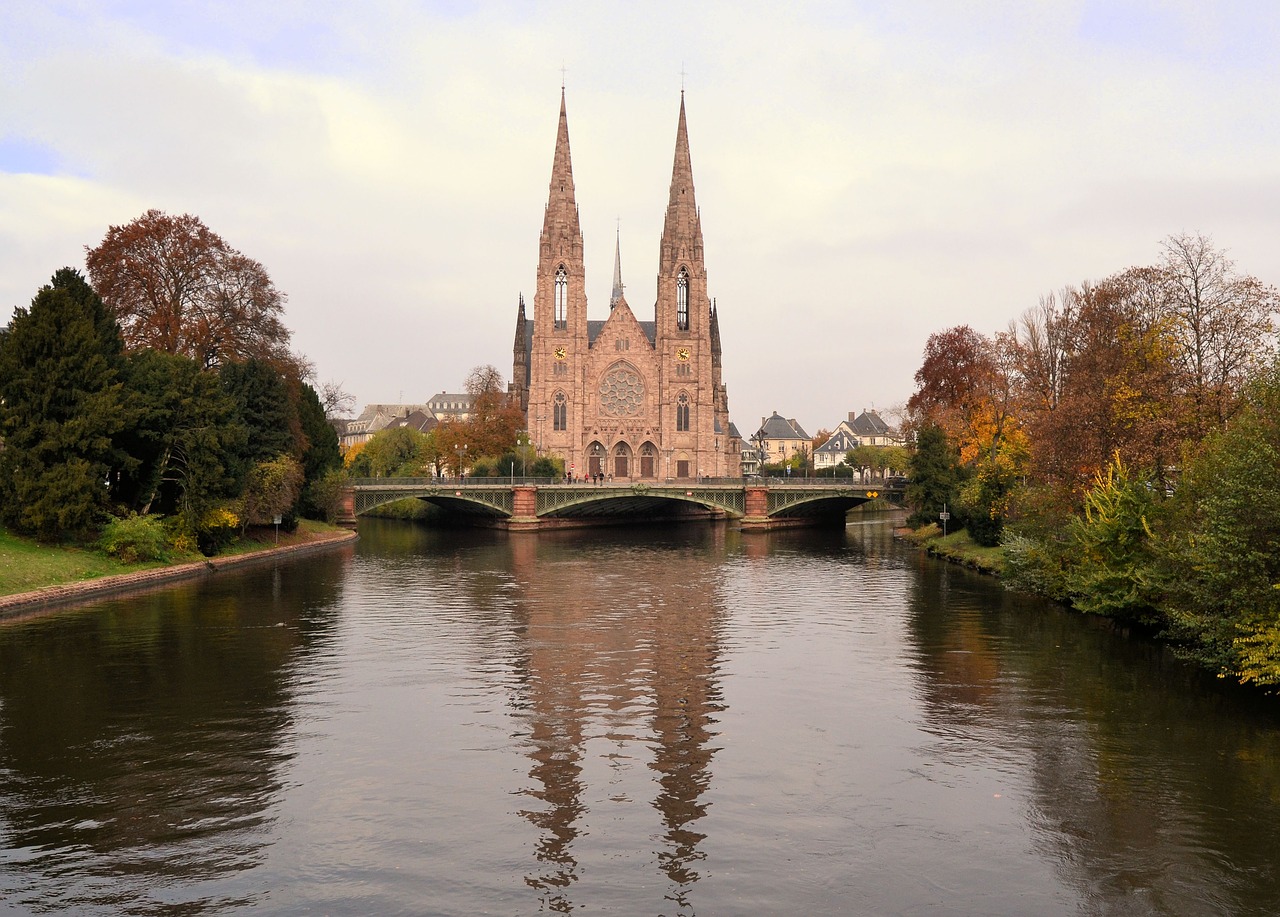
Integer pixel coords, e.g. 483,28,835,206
0,269,130,540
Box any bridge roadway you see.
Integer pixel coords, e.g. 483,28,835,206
340,477,903,531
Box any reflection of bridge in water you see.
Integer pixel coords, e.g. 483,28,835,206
340,478,904,531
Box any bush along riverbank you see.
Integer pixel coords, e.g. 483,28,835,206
0,520,355,614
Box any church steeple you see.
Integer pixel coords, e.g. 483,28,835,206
610,226,624,310
541,88,583,254
534,88,587,342
659,92,704,272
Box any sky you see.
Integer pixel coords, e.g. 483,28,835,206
2,1,1279,437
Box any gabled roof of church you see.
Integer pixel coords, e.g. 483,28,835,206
519,318,658,356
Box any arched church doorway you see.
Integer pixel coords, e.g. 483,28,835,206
639,442,657,479
587,442,605,479
613,442,632,479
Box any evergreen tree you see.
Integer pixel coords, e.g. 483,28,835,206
117,349,245,530
220,358,299,469
297,382,343,518
906,424,961,528
0,269,130,540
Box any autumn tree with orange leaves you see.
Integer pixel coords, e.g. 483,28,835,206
86,210,302,376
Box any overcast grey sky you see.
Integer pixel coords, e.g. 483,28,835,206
3,1,1278,436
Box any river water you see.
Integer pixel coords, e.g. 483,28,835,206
1,517,1279,915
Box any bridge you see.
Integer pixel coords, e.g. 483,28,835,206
338,478,904,531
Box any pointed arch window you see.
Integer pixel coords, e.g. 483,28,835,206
676,268,689,331
554,266,568,330
676,392,690,432
553,391,567,431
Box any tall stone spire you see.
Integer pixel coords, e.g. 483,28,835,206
610,226,624,309
659,92,704,273
541,87,582,254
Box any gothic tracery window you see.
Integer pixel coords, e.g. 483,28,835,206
553,391,567,431
676,392,690,431
554,266,568,329
676,267,689,330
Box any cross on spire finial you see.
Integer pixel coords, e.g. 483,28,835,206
680,62,687,93
560,63,567,89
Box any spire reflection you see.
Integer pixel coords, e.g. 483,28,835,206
506,528,726,913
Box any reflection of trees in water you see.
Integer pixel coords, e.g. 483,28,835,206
905,560,1280,915
502,527,728,913
0,550,348,914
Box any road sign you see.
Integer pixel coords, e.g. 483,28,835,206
939,512,951,521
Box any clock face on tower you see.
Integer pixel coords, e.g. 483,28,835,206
676,347,690,361
554,347,567,361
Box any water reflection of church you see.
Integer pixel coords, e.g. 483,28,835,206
505,532,726,912
511,91,742,481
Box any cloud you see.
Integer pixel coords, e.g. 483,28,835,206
1,1,1278,434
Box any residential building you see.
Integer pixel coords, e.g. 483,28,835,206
754,412,811,467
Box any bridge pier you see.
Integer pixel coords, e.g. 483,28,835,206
741,485,771,531
507,485,541,532
336,486,357,528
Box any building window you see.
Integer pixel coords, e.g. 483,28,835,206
676,268,689,330
676,393,690,432
553,392,567,431
554,266,568,329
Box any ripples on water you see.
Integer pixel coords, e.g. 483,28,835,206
1,516,1279,915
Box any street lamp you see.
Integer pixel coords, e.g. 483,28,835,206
455,443,468,481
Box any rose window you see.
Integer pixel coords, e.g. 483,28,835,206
599,366,645,417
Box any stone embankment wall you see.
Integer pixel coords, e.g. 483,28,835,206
0,530,358,621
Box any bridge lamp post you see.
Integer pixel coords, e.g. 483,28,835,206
455,444,468,482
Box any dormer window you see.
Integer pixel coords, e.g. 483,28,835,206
676,268,689,330
555,266,568,330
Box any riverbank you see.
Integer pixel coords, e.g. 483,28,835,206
0,523,358,620
896,523,1006,576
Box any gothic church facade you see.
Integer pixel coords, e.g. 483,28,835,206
511,91,740,480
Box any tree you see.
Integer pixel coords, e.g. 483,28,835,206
297,383,343,518
85,209,299,374
0,269,130,540
220,358,300,468
460,364,524,461
811,429,832,451
117,349,244,532
241,455,304,530
361,427,433,477
1064,455,1164,624
1158,233,1278,435
1161,364,1280,684
906,424,961,527
319,380,357,420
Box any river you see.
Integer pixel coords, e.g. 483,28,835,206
1,516,1278,915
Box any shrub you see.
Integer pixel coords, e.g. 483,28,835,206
99,513,170,563
196,505,240,556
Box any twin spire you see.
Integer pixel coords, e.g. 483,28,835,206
544,88,701,308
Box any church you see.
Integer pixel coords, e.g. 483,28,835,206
511,91,741,480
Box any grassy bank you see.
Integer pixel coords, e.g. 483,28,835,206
0,519,348,597
899,523,1006,576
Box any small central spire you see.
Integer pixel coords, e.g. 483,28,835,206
610,224,624,309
